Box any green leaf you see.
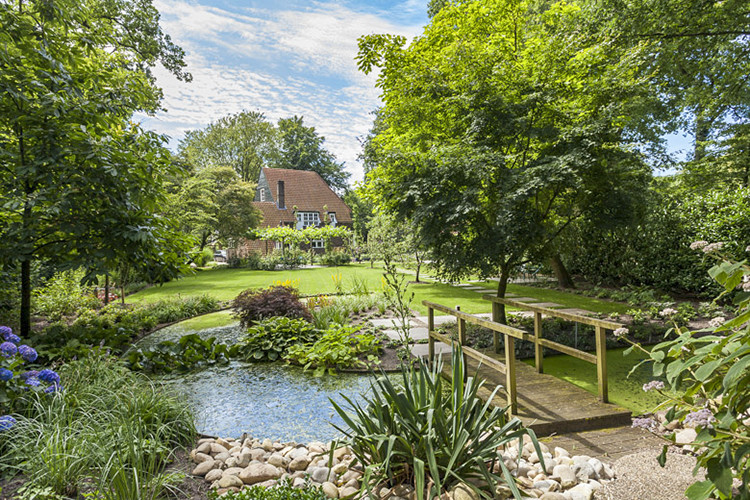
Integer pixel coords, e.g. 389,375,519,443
723,355,750,390
657,445,668,467
685,480,715,500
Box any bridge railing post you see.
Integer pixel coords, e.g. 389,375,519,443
595,325,608,403
428,306,435,367
492,301,502,354
534,312,544,374
505,333,517,415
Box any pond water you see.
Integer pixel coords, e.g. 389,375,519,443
137,313,390,442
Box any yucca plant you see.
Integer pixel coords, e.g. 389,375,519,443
331,346,544,499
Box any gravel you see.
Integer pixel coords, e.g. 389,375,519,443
595,449,704,500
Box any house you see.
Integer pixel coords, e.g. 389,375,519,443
230,168,352,257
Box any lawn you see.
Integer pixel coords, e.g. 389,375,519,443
129,264,630,316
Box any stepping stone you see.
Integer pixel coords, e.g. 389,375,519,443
529,302,563,308
411,342,452,357
472,289,489,293
369,318,421,328
462,286,486,291
556,308,596,316
415,315,457,326
509,297,540,302
385,327,429,342
454,283,476,288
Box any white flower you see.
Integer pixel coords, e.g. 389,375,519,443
709,316,725,328
613,327,629,338
703,242,724,254
746,245,750,253
690,241,709,250
643,380,665,392
659,308,678,318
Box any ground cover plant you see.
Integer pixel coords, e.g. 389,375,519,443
0,355,196,499
286,325,381,375
124,333,232,374
232,317,320,362
332,346,544,499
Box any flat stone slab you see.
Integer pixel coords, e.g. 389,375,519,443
509,297,540,302
384,327,429,341
369,318,421,328
454,283,476,288
415,315,456,326
528,302,563,308
411,342,452,357
556,308,597,316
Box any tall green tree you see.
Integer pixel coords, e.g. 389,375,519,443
179,111,279,183
273,116,350,192
0,0,191,335
359,0,651,320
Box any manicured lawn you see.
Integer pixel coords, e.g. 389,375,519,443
129,264,630,316
522,347,667,415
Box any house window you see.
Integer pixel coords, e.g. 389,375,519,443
311,240,324,249
296,211,320,230
274,241,282,250
328,212,337,227
259,188,266,202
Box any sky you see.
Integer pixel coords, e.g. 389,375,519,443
140,0,429,183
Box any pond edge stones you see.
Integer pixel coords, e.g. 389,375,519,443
189,435,616,499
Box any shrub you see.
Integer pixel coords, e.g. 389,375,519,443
0,355,195,498
124,333,232,374
285,325,382,375
231,317,320,362
319,252,351,267
332,346,543,499
191,247,215,267
233,286,313,328
32,269,100,321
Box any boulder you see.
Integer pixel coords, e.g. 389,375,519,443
322,481,339,498
340,486,359,498
551,464,576,489
218,475,244,489
289,456,311,471
192,460,220,477
675,428,697,446
239,463,282,485
205,469,223,483
567,483,594,500
451,483,480,500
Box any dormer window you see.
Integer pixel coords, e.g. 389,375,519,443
296,211,320,230
328,212,337,227
259,188,265,202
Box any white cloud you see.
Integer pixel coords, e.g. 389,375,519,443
145,0,424,182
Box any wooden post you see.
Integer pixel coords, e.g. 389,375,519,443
492,301,502,354
596,325,608,403
428,307,435,367
505,335,517,414
534,312,543,373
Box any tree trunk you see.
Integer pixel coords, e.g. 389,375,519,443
104,274,110,306
414,252,422,283
549,254,575,288
495,265,510,324
20,259,31,337
693,112,711,163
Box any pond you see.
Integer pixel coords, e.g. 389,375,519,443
137,312,391,443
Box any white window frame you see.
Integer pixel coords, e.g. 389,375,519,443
328,212,337,227
311,239,324,249
259,188,266,202
296,211,320,230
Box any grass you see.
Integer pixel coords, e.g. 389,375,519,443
170,310,236,330
130,265,629,318
521,347,668,415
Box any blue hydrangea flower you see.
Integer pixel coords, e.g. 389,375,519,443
0,368,13,382
0,342,17,357
18,345,38,363
44,384,62,394
0,326,12,339
20,370,39,380
25,377,41,387
37,369,60,384
5,333,20,345
0,415,16,431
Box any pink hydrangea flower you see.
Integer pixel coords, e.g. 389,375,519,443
690,241,708,250
613,327,629,338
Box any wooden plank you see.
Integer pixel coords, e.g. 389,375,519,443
482,295,622,330
428,307,435,364
430,331,507,375
505,335,517,414
422,300,529,340
534,312,543,374
537,339,598,364
492,302,502,354
596,325,608,403
459,317,468,383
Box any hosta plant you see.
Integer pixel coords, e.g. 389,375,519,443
332,345,544,499
231,317,320,362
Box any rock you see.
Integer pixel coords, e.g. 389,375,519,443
214,452,231,462
517,476,534,489
249,448,267,461
332,462,349,475
216,438,232,450
529,451,541,464
451,483,480,500
288,447,309,460
211,443,228,455
193,452,213,464
571,456,592,468
228,446,241,455
225,457,239,468
322,481,339,498
601,464,615,480
588,480,602,491
219,475,244,489
262,438,274,451
274,442,285,451
675,428,697,445
340,470,362,483
392,485,413,497
541,458,557,474
239,463,282,485
343,478,359,489
574,463,595,481
309,444,325,454
516,463,533,478
340,486,359,498
196,442,212,455
192,460,220,477
258,479,278,487
293,477,306,488
587,458,603,479
533,480,555,492
567,483,593,500
540,493,567,500
289,456,311,471
205,469,223,482
333,446,351,460
223,467,244,477
553,447,569,459
268,453,288,468
551,464,576,489
237,450,252,468
310,466,336,483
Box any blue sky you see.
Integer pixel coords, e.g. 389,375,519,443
142,0,692,182
141,0,429,183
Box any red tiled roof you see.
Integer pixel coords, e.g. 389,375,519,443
255,168,352,228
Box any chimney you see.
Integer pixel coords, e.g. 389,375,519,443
277,180,285,209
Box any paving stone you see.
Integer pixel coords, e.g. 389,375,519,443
509,297,541,302
385,327,429,341
415,315,457,326
556,308,596,316
410,342,452,357
529,302,563,308
369,318,421,328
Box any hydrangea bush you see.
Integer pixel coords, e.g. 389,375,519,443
0,326,60,430
618,244,750,500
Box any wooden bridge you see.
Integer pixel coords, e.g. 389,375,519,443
423,296,633,437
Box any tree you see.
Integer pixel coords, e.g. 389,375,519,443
358,0,651,321
178,111,279,183
0,0,191,335
273,116,350,192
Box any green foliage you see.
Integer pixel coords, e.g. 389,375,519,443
232,285,313,328
232,317,320,362
319,252,352,267
124,334,231,374
32,270,100,322
192,248,215,267
625,248,750,499
285,325,381,376
0,355,195,498
208,482,327,500
31,295,220,362
332,346,543,499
